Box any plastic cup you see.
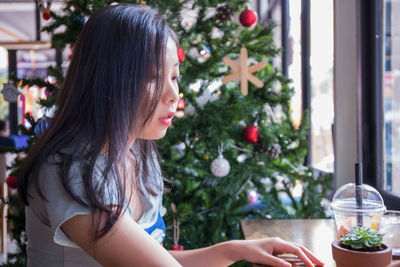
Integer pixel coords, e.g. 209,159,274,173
382,210,400,259
330,183,386,240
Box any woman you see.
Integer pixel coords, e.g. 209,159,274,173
20,4,324,267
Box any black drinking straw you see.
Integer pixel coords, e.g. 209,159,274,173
355,163,363,227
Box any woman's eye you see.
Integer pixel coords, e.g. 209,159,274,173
173,75,182,82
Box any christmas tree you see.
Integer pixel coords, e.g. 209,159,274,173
0,66,63,266
1,0,332,265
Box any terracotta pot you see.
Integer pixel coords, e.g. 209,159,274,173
332,240,392,267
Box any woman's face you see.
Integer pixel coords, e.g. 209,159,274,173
139,38,180,140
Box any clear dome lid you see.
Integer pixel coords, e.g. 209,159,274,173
330,183,386,215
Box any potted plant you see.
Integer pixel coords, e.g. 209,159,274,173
332,226,392,267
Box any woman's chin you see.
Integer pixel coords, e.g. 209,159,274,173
139,130,168,140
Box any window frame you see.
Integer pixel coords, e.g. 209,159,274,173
360,0,400,210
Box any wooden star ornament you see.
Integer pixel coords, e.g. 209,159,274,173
139,0,149,7
221,46,266,96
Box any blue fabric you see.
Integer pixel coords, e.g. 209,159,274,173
144,212,166,243
34,117,50,137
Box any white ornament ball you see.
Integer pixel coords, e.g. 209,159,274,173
210,155,230,177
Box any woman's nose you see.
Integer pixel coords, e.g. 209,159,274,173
164,81,179,105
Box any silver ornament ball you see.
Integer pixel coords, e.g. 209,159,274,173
210,155,230,177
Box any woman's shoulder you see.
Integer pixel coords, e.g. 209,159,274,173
31,150,119,211
36,146,107,189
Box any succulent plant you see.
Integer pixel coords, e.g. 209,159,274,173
340,227,384,250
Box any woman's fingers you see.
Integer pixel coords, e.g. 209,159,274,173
262,253,291,267
283,243,315,267
297,244,325,266
272,239,324,267
246,238,325,267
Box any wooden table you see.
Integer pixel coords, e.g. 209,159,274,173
241,219,400,267
240,219,336,267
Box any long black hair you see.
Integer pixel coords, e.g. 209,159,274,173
19,4,177,240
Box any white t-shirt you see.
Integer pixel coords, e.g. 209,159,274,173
26,150,165,267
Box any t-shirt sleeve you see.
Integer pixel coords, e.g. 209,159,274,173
38,156,119,248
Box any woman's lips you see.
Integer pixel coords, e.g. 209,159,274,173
159,112,175,126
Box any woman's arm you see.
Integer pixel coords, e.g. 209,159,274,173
169,238,325,267
61,212,324,267
61,212,181,267
168,241,235,267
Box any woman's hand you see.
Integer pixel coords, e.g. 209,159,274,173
230,238,324,267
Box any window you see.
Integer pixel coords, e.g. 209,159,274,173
310,0,334,172
287,0,334,172
259,0,334,172
383,0,400,196
360,0,400,209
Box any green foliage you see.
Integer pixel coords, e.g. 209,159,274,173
0,113,44,266
0,195,26,267
340,227,384,250
156,0,333,249
9,66,62,110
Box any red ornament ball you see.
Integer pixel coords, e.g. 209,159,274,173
6,176,17,189
177,47,186,62
68,43,75,61
171,244,184,251
177,98,185,109
243,125,259,144
239,8,258,27
42,12,51,20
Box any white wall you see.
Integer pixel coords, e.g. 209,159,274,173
334,0,360,187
